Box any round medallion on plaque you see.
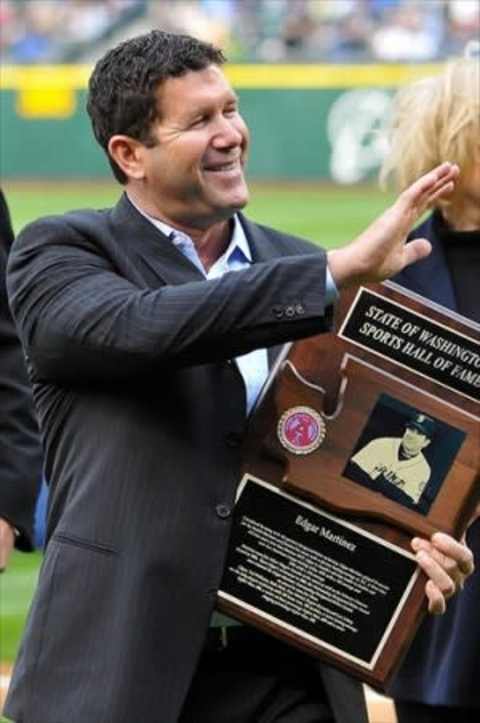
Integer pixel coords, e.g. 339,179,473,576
277,406,326,455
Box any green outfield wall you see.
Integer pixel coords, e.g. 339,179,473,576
1,64,442,182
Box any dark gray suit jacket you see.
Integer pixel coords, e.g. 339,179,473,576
5,194,365,723
0,189,41,550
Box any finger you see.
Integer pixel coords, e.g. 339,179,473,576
400,162,453,201
412,534,474,578
419,540,465,599
0,521,15,573
431,532,474,577
420,546,464,589
401,238,432,268
425,180,455,207
418,162,459,196
399,163,459,209
412,534,472,590
0,540,13,571
416,549,456,600
424,164,459,197
425,579,446,616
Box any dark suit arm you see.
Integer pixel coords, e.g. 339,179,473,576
0,245,41,551
8,219,331,384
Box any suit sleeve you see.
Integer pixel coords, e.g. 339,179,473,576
8,217,332,384
1,228,42,551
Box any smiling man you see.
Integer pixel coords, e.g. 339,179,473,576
3,31,473,723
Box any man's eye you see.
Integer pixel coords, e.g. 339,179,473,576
224,107,237,117
190,116,207,128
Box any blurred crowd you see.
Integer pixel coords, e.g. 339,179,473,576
0,0,479,63
0,0,147,62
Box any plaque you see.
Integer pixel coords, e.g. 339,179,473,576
217,282,480,690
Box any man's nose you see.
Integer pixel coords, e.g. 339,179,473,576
211,116,244,148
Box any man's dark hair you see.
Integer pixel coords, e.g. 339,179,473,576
87,31,225,184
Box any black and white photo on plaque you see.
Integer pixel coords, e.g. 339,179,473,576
343,394,466,515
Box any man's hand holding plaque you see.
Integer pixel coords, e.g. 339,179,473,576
412,531,474,615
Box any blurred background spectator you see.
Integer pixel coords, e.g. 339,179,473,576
0,0,148,63
0,0,478,64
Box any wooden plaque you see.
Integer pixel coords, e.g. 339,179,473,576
217,282,480,690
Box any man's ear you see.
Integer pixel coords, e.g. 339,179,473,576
108,135,147,181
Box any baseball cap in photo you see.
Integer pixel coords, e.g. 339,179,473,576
406,413,436,438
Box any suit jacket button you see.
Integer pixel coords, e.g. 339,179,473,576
295,303,305,315
216,504,231,519
285,305,295,317
272,305,284,319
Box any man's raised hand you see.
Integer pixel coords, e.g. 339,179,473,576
328,162,459,289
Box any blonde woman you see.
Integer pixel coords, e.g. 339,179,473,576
381,54,480,723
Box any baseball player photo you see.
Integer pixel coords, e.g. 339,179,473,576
350,413,434,504
343,395,466,515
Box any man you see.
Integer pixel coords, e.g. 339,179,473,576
351,413,434,503
3,32,473,723
0,189,41,570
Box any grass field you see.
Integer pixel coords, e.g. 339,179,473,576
3,180,394,245
0,552,41,661
0,180,396,713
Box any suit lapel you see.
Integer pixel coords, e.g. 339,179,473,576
109,201,288,368
110,193,204,287
111,199,281,282
237,213,283,264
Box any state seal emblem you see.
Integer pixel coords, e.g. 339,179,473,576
277,406,326,455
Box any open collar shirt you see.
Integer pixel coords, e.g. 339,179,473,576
127,197,268,415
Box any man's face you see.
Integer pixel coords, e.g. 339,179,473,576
401,426,430,457
139,64,249,227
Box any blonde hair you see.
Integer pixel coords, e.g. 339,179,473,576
380,57,480,204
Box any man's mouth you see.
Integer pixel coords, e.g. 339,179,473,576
203,159,242,173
